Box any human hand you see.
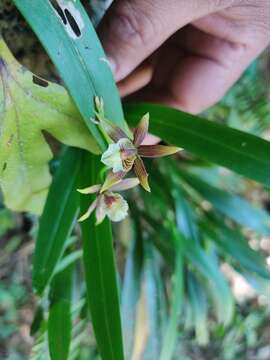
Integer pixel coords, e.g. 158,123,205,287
99,0,270,113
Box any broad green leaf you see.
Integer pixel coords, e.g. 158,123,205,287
48,265,73,360
14,0,127,150
0,39,97,213
181,172,270,235
125,103,270,187
33,147,80,295
80,153,124,360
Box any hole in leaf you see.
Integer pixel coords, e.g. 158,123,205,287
64,8,81,37
2,163,7,172
49,0,67,24
32,75,49,88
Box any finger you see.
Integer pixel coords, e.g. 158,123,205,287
118,61,153,97
98,0,228,82
127,27,269,113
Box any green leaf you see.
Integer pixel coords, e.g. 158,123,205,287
242,272,270,299
160,229,184,360
33,147,80,295
125,103,270,187
79,153,124,360
205,220,270,279
0,39,98,213
121,221,144,358
48,265,73,360
14,0,127,150
174,188,200,244
55,249,82,275
181,172,270,235
143,240,161,359
188,273,209,346
179,232,234,325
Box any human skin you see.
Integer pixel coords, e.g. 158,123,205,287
99,0,270,114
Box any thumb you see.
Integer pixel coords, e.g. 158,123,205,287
98,0,227,81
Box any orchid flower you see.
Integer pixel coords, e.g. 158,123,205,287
77,177,139,224
98,110,181,192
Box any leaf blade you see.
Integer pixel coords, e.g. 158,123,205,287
48,265,73,360
0,39,98,213
125,103,270,187
14,0,127,149
33,147,80,295
80,153,124,360
181,172,270,235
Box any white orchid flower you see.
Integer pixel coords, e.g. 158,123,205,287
77,178,139,224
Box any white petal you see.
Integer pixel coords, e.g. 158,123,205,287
110,178,140,192
101,143,124,173
77,184,101,194
78,199,97,222
95,195,107,225
104,192,129,222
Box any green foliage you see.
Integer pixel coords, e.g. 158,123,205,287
14,2,126,359
80,153,124,360
0,39,98,214
33,147,80,295
48,265,73,360
125,103,270,188
14,0,127,149
5,1,270,360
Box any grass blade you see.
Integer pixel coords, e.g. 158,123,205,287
188,273,209,346
143,240,161,359
205,220,270,279
79,153,124,360
182,172,270,235
121,221,144,358
48,265,73,360
160,229,184,360
33,147,80,295
14,0,127,149
125,103,270,187
185,240,234,325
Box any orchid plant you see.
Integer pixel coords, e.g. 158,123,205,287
78,97,181,223
6,3,270,360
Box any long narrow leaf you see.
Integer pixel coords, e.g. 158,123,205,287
160,230,184,360
204,220,270,279
181,172,270,235
125,103,270,187
33,147,80,295
178,231,234,325
188,273,209,346
15,0,126,150
48,265,73,360
80,153,124,360
121,220,144,359
143,240,161,359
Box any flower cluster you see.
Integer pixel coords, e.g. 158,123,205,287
78,97,181,224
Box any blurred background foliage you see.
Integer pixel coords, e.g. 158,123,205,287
1,1,270,359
